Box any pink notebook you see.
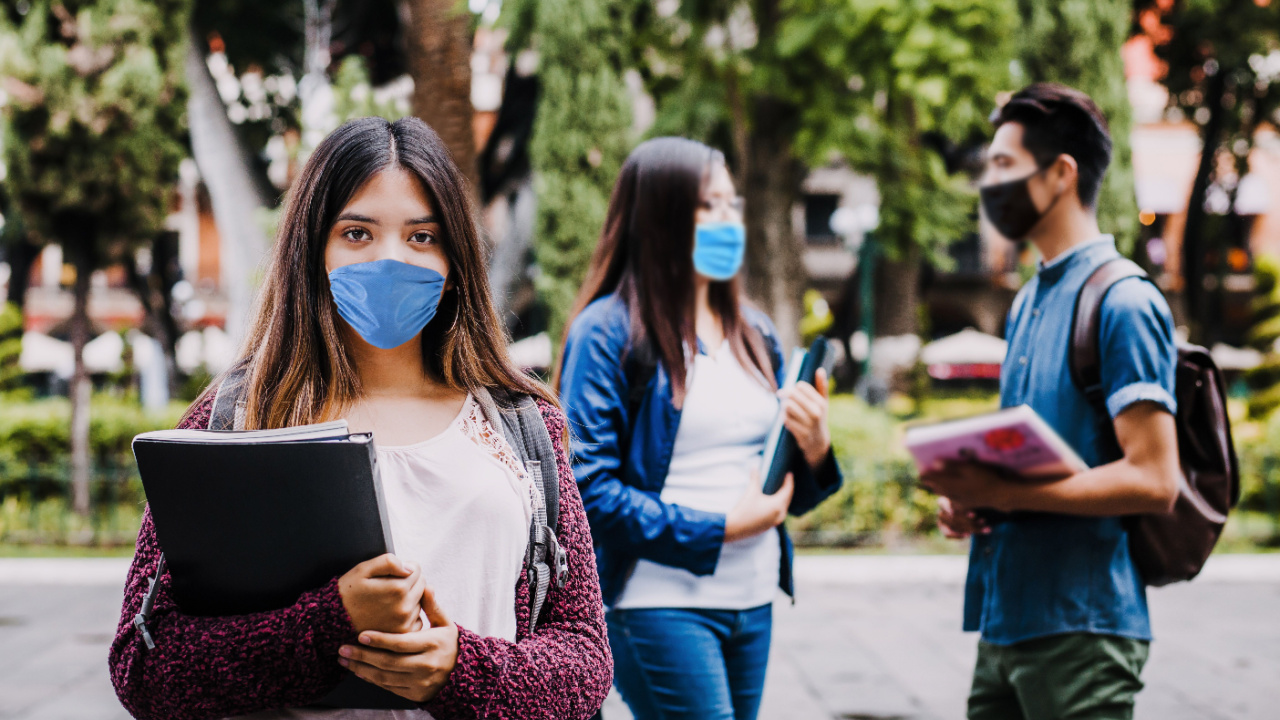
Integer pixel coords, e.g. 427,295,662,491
904,405,1088,480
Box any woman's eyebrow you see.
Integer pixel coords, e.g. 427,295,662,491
405,215,437,225
335,213,379,225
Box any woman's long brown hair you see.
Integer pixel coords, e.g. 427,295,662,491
192,116,554,429
555,137,775,407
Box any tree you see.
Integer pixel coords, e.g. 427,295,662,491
1014,0,1139,255
0,0,189,516
630,0,1016,344
1142,0,1280,343
503,0,634,344
401,0,480,192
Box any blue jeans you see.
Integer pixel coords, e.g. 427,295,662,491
606,604,773,720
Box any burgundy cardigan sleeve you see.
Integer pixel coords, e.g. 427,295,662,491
422,400,613,720
108,395,357,720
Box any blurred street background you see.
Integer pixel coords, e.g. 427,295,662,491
2,0,1280,717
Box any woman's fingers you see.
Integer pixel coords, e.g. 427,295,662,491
358,554,412,579
420,586,451,629
341,650,412,678
356,628,436,654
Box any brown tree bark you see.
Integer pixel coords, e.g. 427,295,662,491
742,96,807,353
400,0,479,195
874,244,921,337
67,234,95,518
1182,69,1226,344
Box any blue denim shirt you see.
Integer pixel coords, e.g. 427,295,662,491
964,236,1178,645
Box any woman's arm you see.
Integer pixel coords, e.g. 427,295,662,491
560,304,726,575
109,396,357,720
418,400,612,720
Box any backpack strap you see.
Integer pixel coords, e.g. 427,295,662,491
1069,258,1150,456
474,387,568,632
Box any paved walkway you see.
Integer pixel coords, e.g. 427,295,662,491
1,555,1277,720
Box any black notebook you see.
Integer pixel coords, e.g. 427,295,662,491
132,421,416,710
759,337,836,495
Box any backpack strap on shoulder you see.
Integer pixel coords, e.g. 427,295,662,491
1069,257,1149,413
474,387,568,632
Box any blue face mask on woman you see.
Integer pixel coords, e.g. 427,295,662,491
692,222,746,281
327,259,446,349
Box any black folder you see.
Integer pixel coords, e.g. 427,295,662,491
132,421,416,710
759,337,836,495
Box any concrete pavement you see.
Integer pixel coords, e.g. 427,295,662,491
1,554,1277,720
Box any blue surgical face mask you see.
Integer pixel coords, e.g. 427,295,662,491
327,259,446,349
692,222,746,281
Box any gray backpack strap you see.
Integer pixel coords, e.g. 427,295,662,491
210,364,250,431
475,387,568,632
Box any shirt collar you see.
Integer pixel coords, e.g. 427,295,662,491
1037,235,1116,285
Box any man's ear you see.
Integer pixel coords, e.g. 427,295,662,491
1051,154,1080,198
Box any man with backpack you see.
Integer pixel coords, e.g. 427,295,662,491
920,83,1185,720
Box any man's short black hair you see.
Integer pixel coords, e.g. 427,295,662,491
991,83,1112,209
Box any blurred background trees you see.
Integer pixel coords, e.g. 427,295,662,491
0,0,190,515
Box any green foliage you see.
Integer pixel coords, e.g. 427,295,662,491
0,0,191,249
0,395,184,545
503,0,634,344
331,56,411,124
635,0,1017,263
1246,255,1280,417
1012,0,1138,253
0,302,22,392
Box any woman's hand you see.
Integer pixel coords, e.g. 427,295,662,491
779,368,832,470
338,554,426,634
725,470,794,542
339,586,459,703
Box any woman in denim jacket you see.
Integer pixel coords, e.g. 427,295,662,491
557,137,842,720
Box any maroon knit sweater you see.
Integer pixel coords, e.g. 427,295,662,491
109,395,611,719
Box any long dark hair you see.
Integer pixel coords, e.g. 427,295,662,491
557,136,775,407
194,116,554,429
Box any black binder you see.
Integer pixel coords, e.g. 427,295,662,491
759,337,836,495
132,421,416,710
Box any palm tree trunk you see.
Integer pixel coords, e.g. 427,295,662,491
1182,69,1226,344
400,0,478,194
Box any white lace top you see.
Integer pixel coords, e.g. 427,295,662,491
239,395,536,720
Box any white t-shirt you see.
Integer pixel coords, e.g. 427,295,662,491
238,395,536,720
613,340,782,611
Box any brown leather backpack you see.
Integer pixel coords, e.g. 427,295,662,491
1069,258,1240,586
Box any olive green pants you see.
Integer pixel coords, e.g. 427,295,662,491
967,633,1149,720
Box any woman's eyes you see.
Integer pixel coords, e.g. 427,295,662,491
340,228,436,245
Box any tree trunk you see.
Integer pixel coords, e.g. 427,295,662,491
400,0,478,194
1182,69,1227,344
125,232,182,399
743,97,807,353
5,235,39,308
185,24,272,345
67,238,95,518
874,243,921,337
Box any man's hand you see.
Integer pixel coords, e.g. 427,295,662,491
936,496,991,539
919,461,1014,512
339,586,459,703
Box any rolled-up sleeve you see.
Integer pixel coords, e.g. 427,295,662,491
1098,277,1178,419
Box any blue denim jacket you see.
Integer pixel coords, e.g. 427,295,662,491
964,237,1178,645
560,293,842,607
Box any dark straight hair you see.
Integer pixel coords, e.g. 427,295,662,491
991,82,1113,208
556,136,775,407
191,116,554,430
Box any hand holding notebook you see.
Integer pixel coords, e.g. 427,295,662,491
904,405,1088,481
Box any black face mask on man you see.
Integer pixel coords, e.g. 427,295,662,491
979,168,1062,241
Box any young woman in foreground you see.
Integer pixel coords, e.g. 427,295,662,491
109,117,610,720
558,137,843,720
